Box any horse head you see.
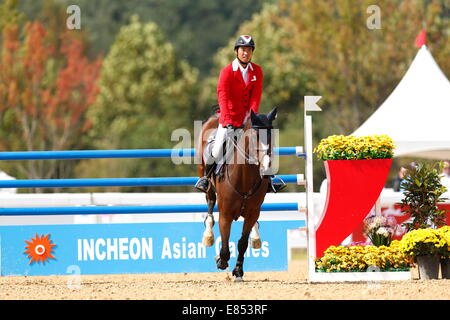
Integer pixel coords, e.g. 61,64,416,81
250,107,277,129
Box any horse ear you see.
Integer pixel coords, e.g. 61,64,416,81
267,107,278,122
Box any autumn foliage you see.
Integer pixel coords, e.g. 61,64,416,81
0,21,102,180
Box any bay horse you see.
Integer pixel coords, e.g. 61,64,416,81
196,107,278,281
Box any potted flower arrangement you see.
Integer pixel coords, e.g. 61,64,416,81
438,226,450,279
315,241,413,273
314,134,395,161
398,228,447,279
363,214,397,247
398,162,448,279
313,134,395,257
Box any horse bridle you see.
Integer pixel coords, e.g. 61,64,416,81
224,125,273,205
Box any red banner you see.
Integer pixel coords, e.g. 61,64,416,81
316,159,392,257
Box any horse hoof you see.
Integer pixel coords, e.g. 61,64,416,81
202,236,214,247
250,238,261,249
234,277,244,282
215,255,228,270
217,261,228,270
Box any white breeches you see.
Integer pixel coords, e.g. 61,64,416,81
211,124,228,159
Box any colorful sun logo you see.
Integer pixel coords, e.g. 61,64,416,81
24,234,56,264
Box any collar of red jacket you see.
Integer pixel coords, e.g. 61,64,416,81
232,58,254,72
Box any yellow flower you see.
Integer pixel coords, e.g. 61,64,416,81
315,243,412,272
399,228,447,257
314,134,395,160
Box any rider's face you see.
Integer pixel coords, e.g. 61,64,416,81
236,46,253,64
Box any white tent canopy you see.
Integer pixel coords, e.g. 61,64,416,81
352,45,450,160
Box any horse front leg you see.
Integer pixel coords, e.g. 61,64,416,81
215,215,231,270
232,218,255,281
202,189,216,247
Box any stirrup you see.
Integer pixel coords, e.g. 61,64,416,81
271,182,287,193
268,176,287,193
195,177,210,193
195,161,217,193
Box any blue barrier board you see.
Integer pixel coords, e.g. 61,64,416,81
0,220,304,276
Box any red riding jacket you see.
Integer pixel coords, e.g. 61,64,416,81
217,59,263,127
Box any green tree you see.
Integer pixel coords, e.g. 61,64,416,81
81,15,199,191
25,0,271,76
0,21,102,188
0,0,24,31
287,0,450,135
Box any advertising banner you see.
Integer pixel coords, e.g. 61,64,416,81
0,220,304,276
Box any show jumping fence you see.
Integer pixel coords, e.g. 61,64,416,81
0,146,305,216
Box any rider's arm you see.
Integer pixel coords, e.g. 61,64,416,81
217,66,233,127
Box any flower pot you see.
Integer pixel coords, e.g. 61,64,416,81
316,159,392,257
416,255,440,280
441,259,450,279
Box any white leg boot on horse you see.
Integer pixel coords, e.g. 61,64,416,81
202,213,215,247
250,222,261,249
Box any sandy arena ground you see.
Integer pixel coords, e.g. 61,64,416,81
0,258,449,300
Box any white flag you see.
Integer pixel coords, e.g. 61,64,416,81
304,96,322,112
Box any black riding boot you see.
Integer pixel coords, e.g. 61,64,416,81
195,163,216,193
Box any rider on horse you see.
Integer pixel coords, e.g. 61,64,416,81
195,35,286,194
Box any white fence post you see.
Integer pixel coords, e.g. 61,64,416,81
304,114,316,281
303,96,321,282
